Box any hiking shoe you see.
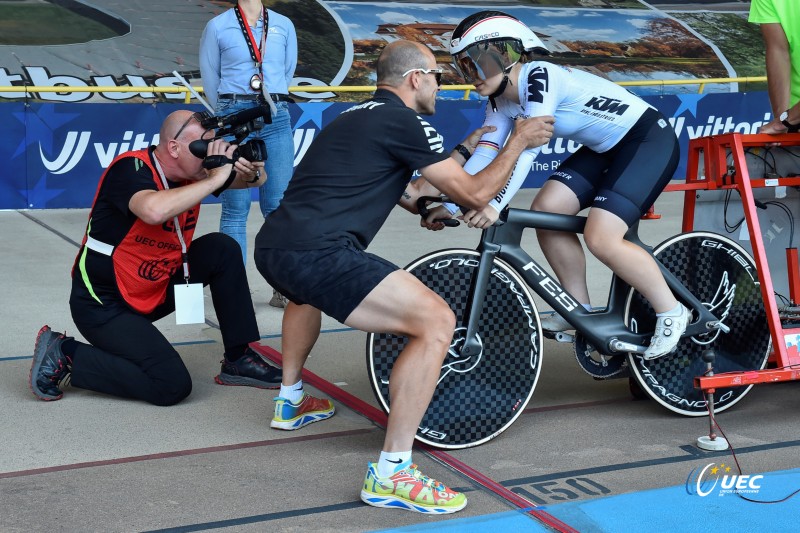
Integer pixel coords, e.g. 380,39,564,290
360,462,467,514
269,289,288,309
270,393,335,430
643,304,691,360
540,312,572,332
30,325,72,401
214,347,282,389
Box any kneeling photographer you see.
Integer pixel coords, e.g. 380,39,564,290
30,109,282,406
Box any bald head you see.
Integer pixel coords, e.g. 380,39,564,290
160,110,196,143
377,41,435,87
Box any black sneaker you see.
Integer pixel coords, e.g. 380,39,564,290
214,347,282,389
30,325,73,401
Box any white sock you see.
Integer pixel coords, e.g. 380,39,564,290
657,303,683,317
582,303,592,311
377,451,412,478
280,380,304,404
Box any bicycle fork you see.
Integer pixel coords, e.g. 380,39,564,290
459,242,500,358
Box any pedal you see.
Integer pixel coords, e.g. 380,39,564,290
706,320,730,334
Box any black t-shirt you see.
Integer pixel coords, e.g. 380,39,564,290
255,89,450,251
70,148,174,317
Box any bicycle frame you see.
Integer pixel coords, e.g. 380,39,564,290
458,207,724,358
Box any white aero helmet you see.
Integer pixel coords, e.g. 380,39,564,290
450,11,548,83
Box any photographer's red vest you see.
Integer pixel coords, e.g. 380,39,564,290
76,149,200,314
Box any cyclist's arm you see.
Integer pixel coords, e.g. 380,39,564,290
442,113,512,214
487,148,539,212
419,116,554,210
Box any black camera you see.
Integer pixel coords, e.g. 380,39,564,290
189,105,271,164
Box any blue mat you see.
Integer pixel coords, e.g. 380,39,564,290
375,468,800,532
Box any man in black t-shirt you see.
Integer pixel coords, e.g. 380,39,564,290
30,110,283,407
254,40,554,514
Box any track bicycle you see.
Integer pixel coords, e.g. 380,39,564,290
367,197,771,449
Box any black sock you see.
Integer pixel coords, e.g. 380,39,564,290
61,338,78,359
225,344,250,362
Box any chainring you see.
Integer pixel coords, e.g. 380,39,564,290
573,333,628,379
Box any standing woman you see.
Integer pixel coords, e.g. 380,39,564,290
446,11,687,360
200,0,297,308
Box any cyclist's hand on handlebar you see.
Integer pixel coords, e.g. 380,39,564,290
462,205,499,229
513,115,555,149
421,205,453,231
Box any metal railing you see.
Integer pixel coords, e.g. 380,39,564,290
0,76,768,103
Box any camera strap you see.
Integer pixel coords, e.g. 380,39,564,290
235,5,277,115
201,155,237,194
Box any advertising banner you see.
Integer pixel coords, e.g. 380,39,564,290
1,91,772,210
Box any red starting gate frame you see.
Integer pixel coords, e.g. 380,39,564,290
654,133,800,392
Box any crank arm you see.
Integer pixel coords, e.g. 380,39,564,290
608,338,649,354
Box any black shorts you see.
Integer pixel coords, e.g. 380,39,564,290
548,108,680,226
254,242,399,323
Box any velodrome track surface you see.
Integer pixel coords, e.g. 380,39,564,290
2,189,799,532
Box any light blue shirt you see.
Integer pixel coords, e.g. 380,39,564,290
199,8,297,108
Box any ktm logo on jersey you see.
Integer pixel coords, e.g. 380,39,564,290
527,67,549,104
584,96,630,116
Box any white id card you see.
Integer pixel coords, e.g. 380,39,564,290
174,283,205,324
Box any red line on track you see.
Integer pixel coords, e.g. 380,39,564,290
251,344,579,533
524,397,630,413
0,428,374,480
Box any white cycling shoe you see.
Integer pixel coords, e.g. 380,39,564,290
643,304,691,360
539,313,573,332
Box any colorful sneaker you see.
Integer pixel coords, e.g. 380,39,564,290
643,304,691,360
269,289,288,309
270,393,335,430
30,325,73,401
360,462,467,514
540,312,572,332
214,347,282,389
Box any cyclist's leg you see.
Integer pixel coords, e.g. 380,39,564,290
584,209,676,313
585,109,684,356
532,147,605,306
585,108,679,313
346,269,455,453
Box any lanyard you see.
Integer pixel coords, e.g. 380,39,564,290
235,5,268,70
234,5,277,114
152,153,190,284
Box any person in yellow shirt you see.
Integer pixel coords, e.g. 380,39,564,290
749,0,800,133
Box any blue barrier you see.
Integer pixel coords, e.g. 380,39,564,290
2,92,771,210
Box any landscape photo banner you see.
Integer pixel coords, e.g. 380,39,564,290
0,1,761,103
1,91,772,210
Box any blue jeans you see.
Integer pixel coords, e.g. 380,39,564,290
217,99,294,264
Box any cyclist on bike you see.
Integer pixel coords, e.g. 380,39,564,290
441,10,688,360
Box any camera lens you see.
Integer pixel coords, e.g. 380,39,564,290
237,140,268,162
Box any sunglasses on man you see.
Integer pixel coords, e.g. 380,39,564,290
402,67,444,86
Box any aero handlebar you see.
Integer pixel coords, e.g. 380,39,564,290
416,196,460,227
